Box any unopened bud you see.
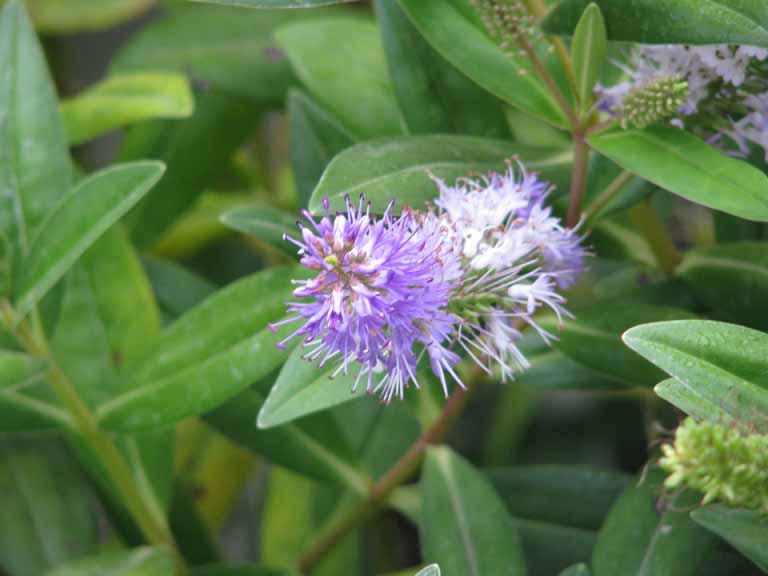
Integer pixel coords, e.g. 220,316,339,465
620,76,689,129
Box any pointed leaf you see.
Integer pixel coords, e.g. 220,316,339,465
691,505,768,572
61,73,194,145
592,469,716,576
45,546,173,576
559,565,590,576
397,0,568,127
677,242,768,331
26,0,153,33
14,161,165,318
421,446,526,576
221,203,301,256
623,320,768,430
258,346,366,429
275,18,404,138
543,0,768,47
588,126,768,221
571,3,607,110
415,566,441,576
309,136,572,214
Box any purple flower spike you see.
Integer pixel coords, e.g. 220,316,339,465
273,196,463,402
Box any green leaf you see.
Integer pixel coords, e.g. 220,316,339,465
309,135,572,214
257,346,366,429
120,91,262,248
571,3,607,112
587,126,768,222
288,90,356,206
421,446,526,576
0,0,73,279
206,387,367,489
26,0,153,33
654,378,728,423
275,17,404,138
397,0,568,128
488,466,631,531
191,565,287,576
221,203,300,256
415,566,441,576
623,320,768,430
543,0,768,47
0,350,46,391
0,438,96,576
559,565,591,576
376,0,510,138
192,0,355,6
60,73,194,145
677,242,768,331
44,546,174,576
111,3,301,105
592,469,716,576
141,257,217,320
691,505,768,573
13,161,165,318
97,267,299,430
517,350,620,391
515,519,595,576
541,302,696,388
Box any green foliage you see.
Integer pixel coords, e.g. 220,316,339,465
571,3,607,113
691,505,768,572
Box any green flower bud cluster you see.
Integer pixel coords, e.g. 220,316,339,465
661,418,768,513
620,76,689,129
471,0,537,54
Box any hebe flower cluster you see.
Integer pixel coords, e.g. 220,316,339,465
274,164,586,402
599,44,768,159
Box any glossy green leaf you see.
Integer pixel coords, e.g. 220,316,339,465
515,519,595,576
97,267,300,430
623,320,768,431
288,90,356,206
258,346,366,429
275,18,404,138
677,242,768,331
111,3,301,104
376,0,510,138
61,73,194,145
309,135,572,214
13,162,165,318
415,566,441,576
221,203,300,256
588,126,768,221
421,446,526,576
121,91,262,248
0,350,45,391
543,0,768,47
559,565,591,576
691,504,768,572
26,0,153,32
141,257,217,320
45,546,174,576
540,302,696,388
654,378,728,423
0,438,96,576
397,0,568,128
206,388,367,490
488,466,631,531
571,3,607,111
0,0,73,277
592,469,716,576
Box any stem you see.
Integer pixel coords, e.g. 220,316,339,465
297,386,473,574
0,302,184,571
567,132,590,228
584,170,635,225
521,0,577,93
629,200,683,276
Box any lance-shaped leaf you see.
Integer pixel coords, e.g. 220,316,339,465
592,469,716,576
543,0,768,47
421,447,526,576
691,505,768,573
0,0,73,275
309,136,572,214
275,18,404,139
415,566,441,576
45,546,173,576
97,267,300,430
397,0,568,128
221,203,300,256
559,565,590,576
26,0,153,33
0,438,97,576
623,320,768,431
588,126,768,222
13,161,165,318
571,3,607,111
60,72,194,145
676,242,768,331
